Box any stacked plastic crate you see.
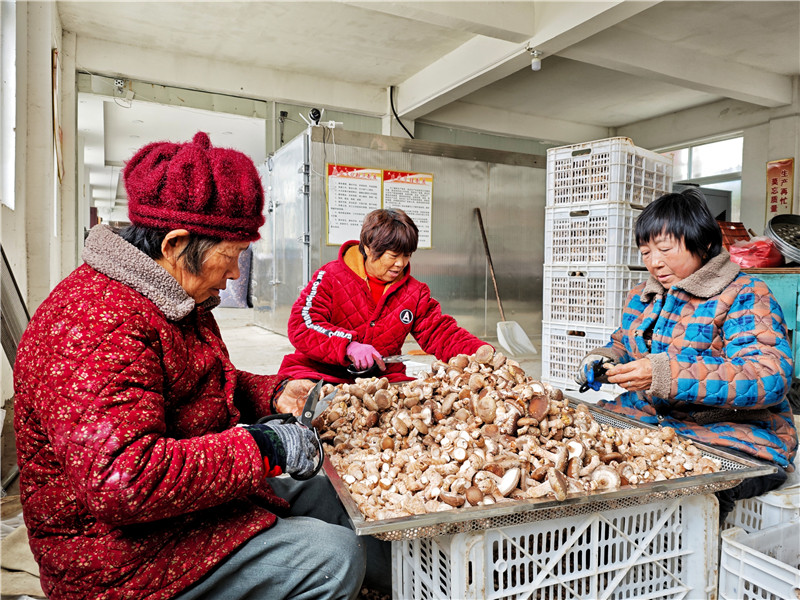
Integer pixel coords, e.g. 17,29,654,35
542,137,673,397
393,495,719,599
719,462,800,600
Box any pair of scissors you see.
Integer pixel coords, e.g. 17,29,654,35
346,354,414,376
257,379,327,480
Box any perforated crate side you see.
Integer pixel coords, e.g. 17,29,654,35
723,484,800,533
719,522,800,600
543,266,649,328
546,137,673,208
393,495,718,600
392,536,454,600
541,321,620,393
545,204,643,266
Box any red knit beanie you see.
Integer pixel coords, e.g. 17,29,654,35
123,132,265,241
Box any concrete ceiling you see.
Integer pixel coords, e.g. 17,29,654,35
62,1,800,222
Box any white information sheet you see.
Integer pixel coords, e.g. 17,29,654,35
326,164,382,244
383,170,433,249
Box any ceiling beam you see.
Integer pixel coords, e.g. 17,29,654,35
347,1,535,42
392,0,662,121
422,101,609,145
75,37,386,117
559,27,793,108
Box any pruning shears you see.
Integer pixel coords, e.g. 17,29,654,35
579,360,607,393
257,379,330,480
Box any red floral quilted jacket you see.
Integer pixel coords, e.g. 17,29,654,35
278,241,487,383
13,225,287,600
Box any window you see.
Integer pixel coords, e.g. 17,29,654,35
661,136,743,220
1,0,17,209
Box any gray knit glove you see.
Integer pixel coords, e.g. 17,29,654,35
260,422,319,478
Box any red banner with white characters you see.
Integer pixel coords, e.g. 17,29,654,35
766,158,794,219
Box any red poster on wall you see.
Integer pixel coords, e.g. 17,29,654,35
766,158,794,219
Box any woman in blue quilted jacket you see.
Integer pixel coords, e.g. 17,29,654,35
277,208,492,406
576,187,797,523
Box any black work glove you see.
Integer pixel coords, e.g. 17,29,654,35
242,422,319,478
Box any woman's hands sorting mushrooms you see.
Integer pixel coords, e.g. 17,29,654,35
315,348,719,521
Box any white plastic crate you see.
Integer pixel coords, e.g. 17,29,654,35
546,137,673,208
392,495,718,600
719,522,800,600
543,265,649,328
540,321,620,393
723,484,800,533
545,204,643,266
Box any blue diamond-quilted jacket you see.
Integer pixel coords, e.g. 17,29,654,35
593,250,798,469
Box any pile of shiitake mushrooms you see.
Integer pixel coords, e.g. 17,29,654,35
314,348,719,521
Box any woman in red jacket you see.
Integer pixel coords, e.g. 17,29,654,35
13,133,370,600
278,208,492,402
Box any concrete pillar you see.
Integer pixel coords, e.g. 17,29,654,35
381,113,416,139
24,1,57,310
382,88,415,139
60,30,78,276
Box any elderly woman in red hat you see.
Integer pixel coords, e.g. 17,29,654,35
13,133,375,600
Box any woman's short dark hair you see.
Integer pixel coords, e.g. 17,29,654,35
117,225,221,275
635,187,723,261
359,209,419,258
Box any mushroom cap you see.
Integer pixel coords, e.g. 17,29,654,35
373,389,392,410
497,467,521,496
590,465,622,490
566,457,582,479
464,486,484,506
527,395,549,422
440,492,466,507
600,451,625,464
474,345,494,364
530,464,549,481
449,354,469,369
469,373,487,392
547,467,568,501
492,353,507,370
484,463,506,477
475,395,497,423
553,446,569,472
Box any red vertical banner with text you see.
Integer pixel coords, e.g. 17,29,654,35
766,158,794,220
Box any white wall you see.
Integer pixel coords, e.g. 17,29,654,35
741,123,771,233
618,78,800,235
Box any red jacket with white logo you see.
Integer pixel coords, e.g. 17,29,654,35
278,241,486,383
